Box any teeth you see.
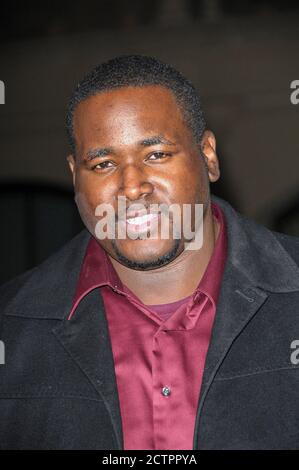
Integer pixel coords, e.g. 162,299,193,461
127,214,157,225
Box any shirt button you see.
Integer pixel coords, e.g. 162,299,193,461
161,386,171,397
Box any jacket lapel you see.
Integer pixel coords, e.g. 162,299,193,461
52,287,123,449
192,260,268,449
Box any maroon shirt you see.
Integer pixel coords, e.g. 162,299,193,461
68,201,227,450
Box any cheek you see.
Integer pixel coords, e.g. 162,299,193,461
74,175,118,235
73,182,99,234
168,165,206,204
186,158,209,198
74,191,97,232
75,173,110,208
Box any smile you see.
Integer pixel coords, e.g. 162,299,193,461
126,213,158,226
125,212,160,234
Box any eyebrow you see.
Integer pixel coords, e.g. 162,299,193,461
138,135,176,147
85,135,176,161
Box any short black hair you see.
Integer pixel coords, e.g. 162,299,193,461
66,54,206,156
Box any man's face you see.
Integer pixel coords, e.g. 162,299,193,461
67,85,219,270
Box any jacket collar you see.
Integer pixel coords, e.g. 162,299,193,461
5,194,299,320
5,229,91,320
211,194,299,293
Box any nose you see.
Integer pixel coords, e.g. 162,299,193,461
119,163,154,201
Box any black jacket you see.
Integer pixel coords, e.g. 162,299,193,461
1,195,299,449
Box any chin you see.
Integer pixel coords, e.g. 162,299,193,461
111,238,182,270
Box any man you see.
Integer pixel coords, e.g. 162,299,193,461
0,55,299,450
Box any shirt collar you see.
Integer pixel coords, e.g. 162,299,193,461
196,200,227,305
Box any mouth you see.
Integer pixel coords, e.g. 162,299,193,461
118,210,161,236
127,212,160,233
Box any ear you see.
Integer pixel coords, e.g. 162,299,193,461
66,154,76,187
200,130,220,183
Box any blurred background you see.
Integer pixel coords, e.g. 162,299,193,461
0,0,298,284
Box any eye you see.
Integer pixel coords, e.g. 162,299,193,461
92,161,115,170
147,152,170,161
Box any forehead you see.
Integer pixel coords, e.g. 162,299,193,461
73,85,190,147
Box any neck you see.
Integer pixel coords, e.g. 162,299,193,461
109,203,220,305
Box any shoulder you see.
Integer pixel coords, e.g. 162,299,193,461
0,229,91,319
0,269,35,314
215,193,299,267
239,212,299,268
270,230,299,266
